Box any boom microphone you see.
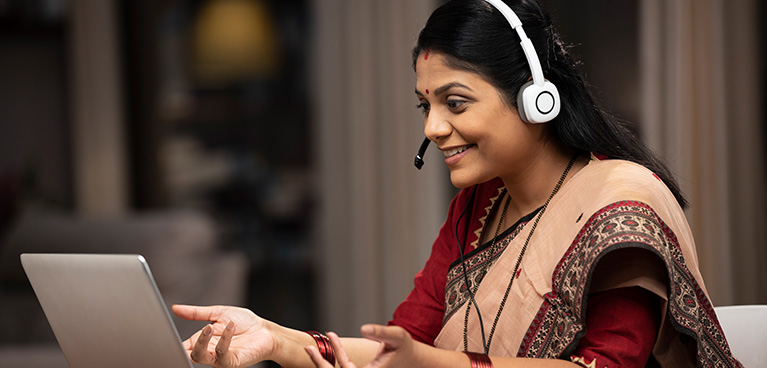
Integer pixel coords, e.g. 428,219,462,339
414,138,431,169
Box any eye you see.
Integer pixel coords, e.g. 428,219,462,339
446,98,468,112
415,102,430,114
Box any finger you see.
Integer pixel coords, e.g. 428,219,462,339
215,321,236,366
360,324,409,350
172,305,225,322
326,332,354,367
304,346,334,368
190,324,215,364
181,330,200,351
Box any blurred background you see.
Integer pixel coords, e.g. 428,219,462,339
0,0,764,367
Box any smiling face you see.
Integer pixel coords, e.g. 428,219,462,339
415,51,547,188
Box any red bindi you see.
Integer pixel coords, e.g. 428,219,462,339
424,50,430,60
426,89,429,95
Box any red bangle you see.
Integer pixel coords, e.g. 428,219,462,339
306,331,336,366
464,351,493,368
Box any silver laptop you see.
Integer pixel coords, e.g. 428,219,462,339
21,253,194,368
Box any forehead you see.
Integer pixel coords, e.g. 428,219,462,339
415,51,492,91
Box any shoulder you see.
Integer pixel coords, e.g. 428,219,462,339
582,158,662,185
574,158,677,207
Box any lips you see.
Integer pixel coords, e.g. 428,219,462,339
442,144,474,158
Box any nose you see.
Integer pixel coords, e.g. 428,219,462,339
423,111,452,143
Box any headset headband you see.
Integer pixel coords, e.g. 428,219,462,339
482,0,559,124
482,0,545,87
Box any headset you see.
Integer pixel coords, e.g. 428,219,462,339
413,0,558,355
414,0,560,170
490,0,561,124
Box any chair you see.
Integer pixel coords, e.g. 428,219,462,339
714,305,767,367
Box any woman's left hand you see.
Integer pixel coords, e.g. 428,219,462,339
305,324,416,368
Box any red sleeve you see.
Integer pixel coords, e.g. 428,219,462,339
572,287,661,368
387,188,469,345
387,178,505,345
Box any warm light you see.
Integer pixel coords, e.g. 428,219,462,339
191,0,279,86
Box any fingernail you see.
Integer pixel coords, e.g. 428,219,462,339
203,325,212,335
226,321,235,331
361,325,374,335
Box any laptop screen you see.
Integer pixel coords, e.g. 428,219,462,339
21,253,193,368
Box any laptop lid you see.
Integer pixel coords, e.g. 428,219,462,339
21,253,194,368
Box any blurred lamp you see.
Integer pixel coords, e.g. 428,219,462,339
191,0,279,87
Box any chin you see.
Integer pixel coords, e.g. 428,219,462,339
449,172,478,189
449,167,497,189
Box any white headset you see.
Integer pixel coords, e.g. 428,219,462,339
483,0,560,123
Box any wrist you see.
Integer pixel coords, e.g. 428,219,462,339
411,342,484,368
265,321,298,364
262,319,283,362
306,331,336,366
269,322,323,368
464,351,493,368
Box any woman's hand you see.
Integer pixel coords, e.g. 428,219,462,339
305,325,417,368
172,305,275,368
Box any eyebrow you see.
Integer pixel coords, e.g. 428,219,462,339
415,82,474,97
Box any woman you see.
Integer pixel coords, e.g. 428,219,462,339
173,0,742,367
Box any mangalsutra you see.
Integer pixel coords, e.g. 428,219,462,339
463,154,578,353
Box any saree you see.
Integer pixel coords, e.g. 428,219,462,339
433,158,741,367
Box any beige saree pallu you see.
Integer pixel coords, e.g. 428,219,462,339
435,159,741,367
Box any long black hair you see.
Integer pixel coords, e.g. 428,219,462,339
413,0,687,208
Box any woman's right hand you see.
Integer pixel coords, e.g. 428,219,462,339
172,305,275,368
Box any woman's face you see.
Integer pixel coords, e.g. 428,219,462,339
415,51,546,188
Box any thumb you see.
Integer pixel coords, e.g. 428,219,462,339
360,324,411,350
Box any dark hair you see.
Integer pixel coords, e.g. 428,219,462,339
413,0,687,208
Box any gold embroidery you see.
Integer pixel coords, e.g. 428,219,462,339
570,355,598,368
471,186,505,249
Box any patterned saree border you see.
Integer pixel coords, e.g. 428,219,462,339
516,201,741,367
443,222,527,325
470,186,506,249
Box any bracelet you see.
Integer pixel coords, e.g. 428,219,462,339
306,331,336,366
464,351,493,368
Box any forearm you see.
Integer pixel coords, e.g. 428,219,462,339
412,342,580,368
269,322,379,368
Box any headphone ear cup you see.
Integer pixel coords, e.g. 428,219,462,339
516,81,534,123
516,80,560,124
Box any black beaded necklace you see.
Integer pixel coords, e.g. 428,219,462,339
462,154,578,353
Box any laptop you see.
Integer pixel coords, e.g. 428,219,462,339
21,253,194,368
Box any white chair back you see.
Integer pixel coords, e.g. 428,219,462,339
714,305,767,367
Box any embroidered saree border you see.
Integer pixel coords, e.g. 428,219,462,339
470,186,507,249
443,221,528,325
517,201,742,367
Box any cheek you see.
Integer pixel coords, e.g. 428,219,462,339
481,122,538,161
478,120,518,148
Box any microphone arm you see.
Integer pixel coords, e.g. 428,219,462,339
414,138,431,170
